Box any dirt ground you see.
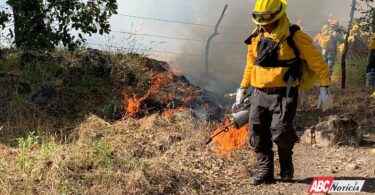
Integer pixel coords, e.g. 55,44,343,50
236,143,375,195
198,86,375,195
233,87,375,195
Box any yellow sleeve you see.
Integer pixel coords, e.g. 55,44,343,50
294,31,330,87
240,45,255,88
312,33,321,44
369,34,375,49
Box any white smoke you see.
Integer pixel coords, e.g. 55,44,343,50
171,0,355,94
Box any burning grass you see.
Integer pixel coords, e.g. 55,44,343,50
0,49,256,193
0,49,212,144
211,118,249,160
123,72,173,118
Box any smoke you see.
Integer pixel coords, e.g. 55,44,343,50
170,0,354,94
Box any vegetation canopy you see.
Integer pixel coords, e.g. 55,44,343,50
0,0,118,50
356,0,375,31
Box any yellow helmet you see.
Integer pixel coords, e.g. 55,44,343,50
352,24,359,31
321,24,329,34
252,0,287,25
329,19,339,26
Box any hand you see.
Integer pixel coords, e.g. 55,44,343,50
232,88,247,112
317,87,333,111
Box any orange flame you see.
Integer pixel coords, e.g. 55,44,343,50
124,73,172,117
161,107,186,120
181,96,195,104
211,117,249,160
126,95,141,117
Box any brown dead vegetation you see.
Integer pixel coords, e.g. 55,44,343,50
1,49,375,194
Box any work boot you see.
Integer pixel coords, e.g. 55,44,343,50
250,170,275,185
277,142,295,181
280,159,294,181
279,149,294,181
250,151,275,185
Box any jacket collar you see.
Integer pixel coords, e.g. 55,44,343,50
259,13,290,42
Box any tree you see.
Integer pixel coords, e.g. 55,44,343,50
0,7,10,30
1,0,118,50
341,0,357,89
356,0,375,31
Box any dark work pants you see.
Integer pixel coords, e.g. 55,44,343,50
367,49,375,73
248,88,298,174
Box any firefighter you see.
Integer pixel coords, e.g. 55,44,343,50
320,20,345,75
338,24,368,66
339,24,365,52
233,0,333,185
313,24,329,50
367,30,375,73
348,24,361,44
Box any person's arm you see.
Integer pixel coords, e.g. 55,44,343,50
312,33,321,44
294,31,330,87
240,45,255,88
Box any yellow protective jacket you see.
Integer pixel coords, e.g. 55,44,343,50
240,14,330,88
369,33,375,50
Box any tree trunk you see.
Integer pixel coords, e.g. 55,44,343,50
11,4,21,48
8,0,46,49
341,0,357,89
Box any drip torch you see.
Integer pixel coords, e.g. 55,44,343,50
205,88,253,145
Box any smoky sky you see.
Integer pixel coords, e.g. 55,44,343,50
0,0,358,94
168,0,357,94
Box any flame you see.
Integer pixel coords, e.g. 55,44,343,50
126,94,141,117
125,92,149,118
181,96,195,104
211,116,249,160
161,107,186,120
124,73,172,117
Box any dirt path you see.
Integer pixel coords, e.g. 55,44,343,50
232,88,375,195
232,140,375,195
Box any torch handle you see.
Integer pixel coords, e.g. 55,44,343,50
205,124,232,145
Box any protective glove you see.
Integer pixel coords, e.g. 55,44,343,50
317,86,333,111
232,88,247,112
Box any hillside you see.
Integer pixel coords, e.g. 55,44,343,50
0,49,375,194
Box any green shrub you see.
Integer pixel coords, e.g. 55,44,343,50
101,99,121,120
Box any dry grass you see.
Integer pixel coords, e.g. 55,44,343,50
331,52,368,88
1,49,373,194
1,49,258,194
1,93,56,144
0,49,156,145
0,110,257,194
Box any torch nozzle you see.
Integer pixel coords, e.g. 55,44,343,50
205,138,213,145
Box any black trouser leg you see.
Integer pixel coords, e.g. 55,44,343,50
367,50,375,73
249,91,274,184
251,123,274,175
277,141,295,180
270,89,299,180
